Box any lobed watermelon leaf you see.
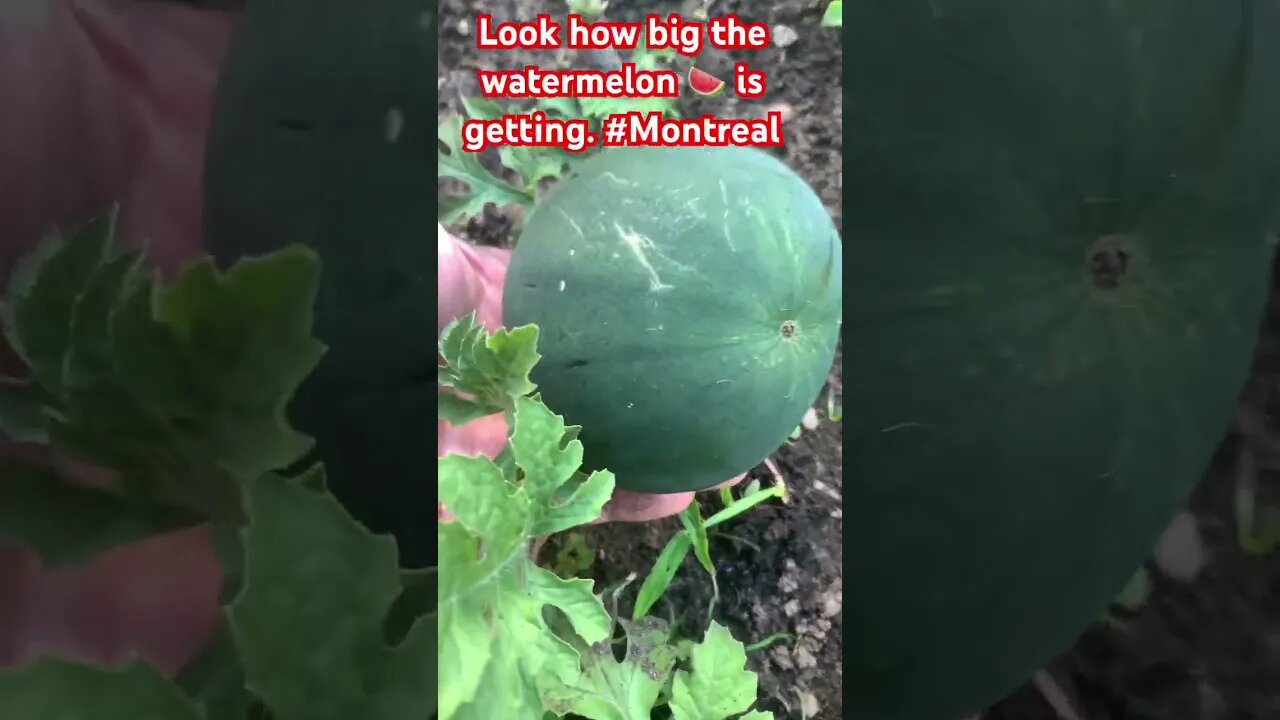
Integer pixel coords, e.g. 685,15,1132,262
438,396,615,720
438,116,536,225
460,97,574,194
667,621,771,720
0,209,323,565
540,617,678,720
228,468,434,720
438,312,541,422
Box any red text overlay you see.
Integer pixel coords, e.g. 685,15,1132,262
458,11,782,151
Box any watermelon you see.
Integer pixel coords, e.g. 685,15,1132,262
687,67,725,97
847,3,1280,719
202,0,440,565
502,146,841,494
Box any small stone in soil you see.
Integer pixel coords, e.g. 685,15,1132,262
773,24,799,48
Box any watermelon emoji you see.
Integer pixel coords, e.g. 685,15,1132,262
687,66,725,97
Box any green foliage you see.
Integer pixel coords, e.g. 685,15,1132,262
552,531,596,577
1234,454,1280,555
825,386,842,422
438,312,541,424
821,1,842,28
437,27,683,226
566,0,608,19
438,313,771,720
229,469,434,719
461,97,577,196
633,483,785,620
0,659,204,719
0,208,322,559
1112,566,1152,611
541,617,677,719
438,115,537,225
634,531,693,620
668,622,763,720
0,209,439,719
438,317,615,719
578,31,680,121
0,209,774,720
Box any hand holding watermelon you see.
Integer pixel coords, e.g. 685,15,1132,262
437,224,744,522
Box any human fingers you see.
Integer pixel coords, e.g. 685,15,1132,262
437,224,511,334
0,526,221,674
598,473,746,523
0,0,236,277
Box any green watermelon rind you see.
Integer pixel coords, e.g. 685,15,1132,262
503,146,842,494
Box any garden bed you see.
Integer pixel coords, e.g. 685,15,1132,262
438,0,846,717
440,1,1280,719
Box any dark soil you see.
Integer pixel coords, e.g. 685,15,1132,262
438,0,846,717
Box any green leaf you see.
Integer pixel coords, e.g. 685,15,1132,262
113,248,325,480
739,712,775,720
1234,455,1280,555
487,326,542,396
1,210,114,391
0,462,203,566
534,469,613,536
821,0,842,28
566,0,608,20
632,532,691,620
511,396,586,503
174,617,251,720
499,145,573,194
743,633,792,653
553,532,595,577
438,115,534,224
0,657,202,719
580,96,677,121
0,208,326,521
1112,567,1151,610
64,249,144,390
438,313,540,413
438,454,529,546
461,96,504,121
439,395,615,720
536,96,582,120
678,501,714,578
704,485,784,529
541,617,678,720
667,622,760,720
228,470,433,720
